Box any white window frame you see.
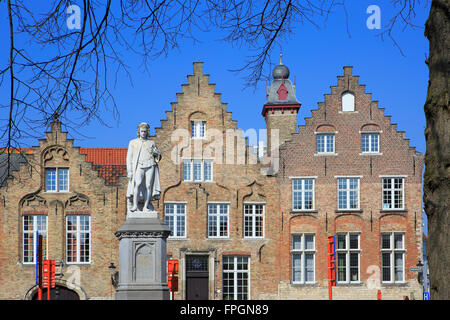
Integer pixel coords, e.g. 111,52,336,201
222,256,250,300
183,159,213,182
337,178,360,210
191,120,206,139
382,177,405,210
336,233,361,284
361,133,380,153
381,232,406,283
45,167,69,192
316,134,335,154
292,178,315,211
164,203,187,238
66,215,91,264
207,203,229,238
291,233,316,284
342,92,355,112
243,203,265,238
22,215,48,264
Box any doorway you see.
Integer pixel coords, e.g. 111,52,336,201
31,285,80,300
185,255,209,300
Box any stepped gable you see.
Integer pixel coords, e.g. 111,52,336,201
0,120,128,188
151,61,256,165
279,66,423,180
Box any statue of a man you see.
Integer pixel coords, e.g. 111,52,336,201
126,122,162,212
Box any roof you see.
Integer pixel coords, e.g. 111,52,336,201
79,148,127,165
0,148,33,154
79,148,127,185
0,153,28,186
93,164,127,185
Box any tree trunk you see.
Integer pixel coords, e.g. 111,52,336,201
423,0,450,300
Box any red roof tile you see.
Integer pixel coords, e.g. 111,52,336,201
79,148,127,165
93,164,127,185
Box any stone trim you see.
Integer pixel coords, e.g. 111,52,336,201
115,230,170,240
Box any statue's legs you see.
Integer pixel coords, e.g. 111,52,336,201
143,166,155,210
131,167,145,211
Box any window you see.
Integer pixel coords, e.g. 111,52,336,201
291,234,315,283
45,168,69,192
382,178,404,210
222,256,249,300
292,179,314,211
23,215,47,263
243,204,264,238
183,160,213,182
336,233,360,283
381,233,405,283
342,92,355,112
164,203,186,238
66,215,91,263
208,203,229,238
337,178,360,210
191,121,206,139
361,133,379,153
316,134,335,153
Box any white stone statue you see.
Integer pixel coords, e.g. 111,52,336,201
126,122,161,212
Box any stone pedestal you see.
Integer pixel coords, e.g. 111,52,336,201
115,210,171,300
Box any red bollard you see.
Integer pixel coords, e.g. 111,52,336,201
377,290,382,300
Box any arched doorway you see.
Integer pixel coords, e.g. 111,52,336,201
31,285,80,300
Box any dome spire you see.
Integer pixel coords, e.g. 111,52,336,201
280,52,283,65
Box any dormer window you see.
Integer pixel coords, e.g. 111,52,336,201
342,92,355,112
191,121,206,139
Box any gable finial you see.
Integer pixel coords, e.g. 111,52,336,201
53,111,59,122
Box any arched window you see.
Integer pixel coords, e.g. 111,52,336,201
342,92,355,112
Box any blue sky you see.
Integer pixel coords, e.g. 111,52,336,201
0,1,430,232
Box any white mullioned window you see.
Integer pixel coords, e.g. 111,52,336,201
336,233,361,283
316,134,335,153
183,159,213,182
382,177,404,210
291,234,315,284
164,203,186,238
23,215,48,263
191,121,206,139
66,215,91,264
337,178,360,210
208,203,229,238
292,178,315,211
361,133,379,153
381,232,405,283
45,168,69,192
243,203,265,238
222,256,250,300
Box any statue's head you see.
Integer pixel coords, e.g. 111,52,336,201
137,122,150,139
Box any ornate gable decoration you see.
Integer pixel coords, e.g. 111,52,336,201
65,193,90,215
20,193,48,215
43,145,69,166
242,180,266,203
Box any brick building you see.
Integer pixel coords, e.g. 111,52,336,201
270,65,424,300
0,61,423,300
